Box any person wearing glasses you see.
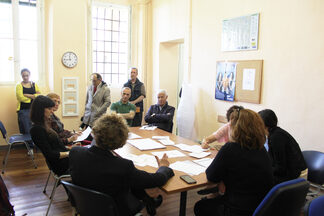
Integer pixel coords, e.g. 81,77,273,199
47,93,80,145
82,73,111,128
194,109,273,216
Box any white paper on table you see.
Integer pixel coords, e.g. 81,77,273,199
152,136,169,140
114,149,158,168
189,151,211,159
140,125,157,130
128,132,142,139
151,150,186,159
242,68,256,90
127,138,166,150
175,143,206,153
170,160,206,176
159,139,175,146
193,158,214,168
75,127,92,142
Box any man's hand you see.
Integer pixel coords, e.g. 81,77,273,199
155,153,170,167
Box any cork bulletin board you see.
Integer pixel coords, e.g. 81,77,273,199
215,60,263,104
235,60,263,103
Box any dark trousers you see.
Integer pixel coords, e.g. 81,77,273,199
17,109,33,147
131,112,143,127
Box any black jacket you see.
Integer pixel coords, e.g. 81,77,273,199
124,78,144,112
69,146,174,216
268,126,307,184
144,102,175,132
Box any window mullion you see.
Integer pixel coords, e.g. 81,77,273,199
12,0,20,82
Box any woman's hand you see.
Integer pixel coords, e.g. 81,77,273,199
23,94,35,99
155,153,170,167
68,133,80,143
201,138,209,149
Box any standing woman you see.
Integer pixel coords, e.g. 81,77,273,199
30,96,69,176
16,68,41,148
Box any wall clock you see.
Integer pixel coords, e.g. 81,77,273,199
62,51,78,68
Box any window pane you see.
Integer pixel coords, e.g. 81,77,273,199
20,39,38,81
19,3,37,40
0,2,13,39
0,39,14,82
92,4,129,84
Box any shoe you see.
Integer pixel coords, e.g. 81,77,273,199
144,195,163,216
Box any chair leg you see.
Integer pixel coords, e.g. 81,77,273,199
43,171,52,194
2,144,12,174
46,177,60,216
24,142,37,169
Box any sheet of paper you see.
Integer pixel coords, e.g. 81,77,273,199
127,138,166,150
189,151,211,159
152,136,169,140
140,125,157,130
75,127,92,142
114,148,158,168
175,143,206,153
151,150,186,159
170,160,206,176
193,158,214,168
128,132,142,139
242,68,256,90
159,139,175,146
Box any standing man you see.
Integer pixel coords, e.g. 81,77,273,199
110,87,136,126
82,73,111,127
123,67,146,126
144,90,175,133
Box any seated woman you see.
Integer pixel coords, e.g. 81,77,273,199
201,105,244,149
258,109,306,184
30,95,70,176
47,93,80,145
69,114,174,216
194,109,274,216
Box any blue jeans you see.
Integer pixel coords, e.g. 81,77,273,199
17,109,33,147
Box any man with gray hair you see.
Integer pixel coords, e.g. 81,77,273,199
110,87,136,126
144,90,175,132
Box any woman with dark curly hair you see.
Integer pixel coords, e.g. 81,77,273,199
194,109,274,216
69,113,174,216
30,95,70,175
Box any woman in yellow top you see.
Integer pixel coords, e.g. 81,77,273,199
16,68,41,148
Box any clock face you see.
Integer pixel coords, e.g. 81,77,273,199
62,51,78,68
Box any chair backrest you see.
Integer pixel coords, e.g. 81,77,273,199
304,195,324,216
0,121,7,139
302,150,324,185
253,178,309,216
61,180,119,216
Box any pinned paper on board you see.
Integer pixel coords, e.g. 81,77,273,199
242,68,256,90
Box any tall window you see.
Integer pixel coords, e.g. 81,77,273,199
0,0,42,83
92,3,130,84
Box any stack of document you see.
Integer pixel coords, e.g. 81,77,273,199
175,143,207,153
189,151,211,159
127,138,166,150
114,148,158,168
75,127,92,142
128,132,142,139
170,160,206,176
152,136,175,145
193,158,213,168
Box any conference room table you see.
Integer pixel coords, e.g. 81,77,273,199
115,127,218,216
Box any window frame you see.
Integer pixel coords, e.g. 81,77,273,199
0,0,45,86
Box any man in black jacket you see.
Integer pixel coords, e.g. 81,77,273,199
144,90,175,133
124,67,146,127
259,109,307,184
69,113,174,216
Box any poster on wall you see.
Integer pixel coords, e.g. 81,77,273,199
222,13,259,51
215,62,237,101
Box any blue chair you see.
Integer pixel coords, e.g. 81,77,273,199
302,151,324,196
61,180,119,216
0,121,36,174
253,178,309,216
304,195,324,216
